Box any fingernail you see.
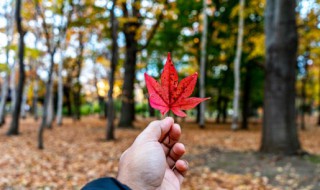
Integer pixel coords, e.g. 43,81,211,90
184,160,189,169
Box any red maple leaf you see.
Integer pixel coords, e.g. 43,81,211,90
144,52,210,117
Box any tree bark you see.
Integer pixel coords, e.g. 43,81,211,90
56,46,65,126
10,63,16,112
148,100,155,117
119,0,166,128
231,0,245,130
93,62,106,119
118,30,137,128
20,81,28,119
241,63,252,130
7,0,25,136
106,0,118,140
65,85,73,116
33,77,39,121
38,51,56,149
215,89,222,123
55,0,73,125
0,1,14,127
300,72,306,130
46,77,54,128
300,52,309,130
199,0,208,129
73,31,84,121
0,74,9,126
317,66,320,126
260,0,302,154
222,97,228,123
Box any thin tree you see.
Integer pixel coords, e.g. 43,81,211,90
318,66,320,126
32,65,39,121
10,62,16,112
56,38,66,125
20,80,28,119
56,0,72,126
300,51,309,130
73,31,84,121
199,0,208,128
260,0,302,154
231,0,245,130
106,0,119,140
36,0,72,148
35,0,57,130
7,0,26,135
0,0,15,127
32,32,40,121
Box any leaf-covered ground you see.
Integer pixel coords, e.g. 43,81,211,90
0,116,319,190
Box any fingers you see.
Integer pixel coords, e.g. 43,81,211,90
161,124,181,154
173,160,188,185
166,143,185,168
136,117,174,143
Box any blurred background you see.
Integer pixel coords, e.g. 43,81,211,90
0,0,320,189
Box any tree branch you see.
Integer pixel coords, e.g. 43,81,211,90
34,0,52,53
137,1,168,52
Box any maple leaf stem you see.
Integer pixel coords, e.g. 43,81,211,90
165,110,173,144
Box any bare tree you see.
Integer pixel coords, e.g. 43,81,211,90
7,0,26,135
0,0,15,127
35,0,73,148
106,0,119,140
199,0,208,128
56,0,73,125
231,0,245,130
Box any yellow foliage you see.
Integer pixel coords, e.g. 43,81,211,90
96,56,110,67
247,35,265,60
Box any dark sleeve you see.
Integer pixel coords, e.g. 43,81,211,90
82,177,131,190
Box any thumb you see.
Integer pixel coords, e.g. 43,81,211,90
136,117,174,143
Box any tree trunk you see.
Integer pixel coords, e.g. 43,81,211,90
65,85,73,116
300,74,306,130
97,96,104,119
10,63,16,112
20,81,28,119
73,32,84,121
231,0,245,130
93,63,106,119
56,47,64,126
119,31,137,128
38,51,55,149
260,0,301,154
300,52,309,130
222,97,228,123
199,0,208,129
46,77,54,128
215,89,222,123
148,100,155,117
241,63,252,130
317,66,320,126
0,74,9,126
0,2,14,127
106,0,119,140
33,77,39,121
7,0,25,136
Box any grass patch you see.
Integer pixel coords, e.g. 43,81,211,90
304,155,320,164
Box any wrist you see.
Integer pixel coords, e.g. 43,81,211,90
117,171,157,190
117,173,142,190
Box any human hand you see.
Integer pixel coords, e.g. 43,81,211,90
117,117,188,190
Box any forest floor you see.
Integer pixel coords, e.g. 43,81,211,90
0,116,320,190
